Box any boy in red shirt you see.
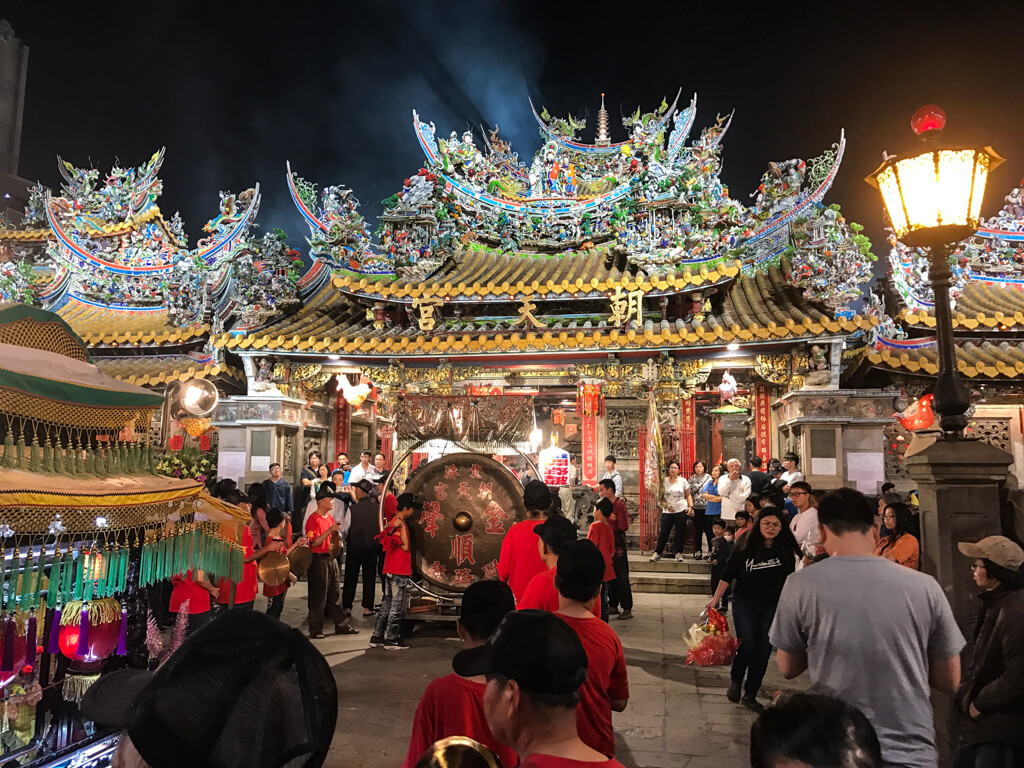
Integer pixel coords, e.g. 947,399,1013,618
169,569,218,635
403,580,517,768
453,610,626,768
517,514,579,612
498,480,552,602
370,493,420,650
554,539,629,757
260,506,308,619
305,496,359,639
588,499,617,622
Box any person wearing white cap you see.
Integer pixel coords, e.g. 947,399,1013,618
954,535,1024,768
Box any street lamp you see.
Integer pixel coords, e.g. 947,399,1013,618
866,105,1003,439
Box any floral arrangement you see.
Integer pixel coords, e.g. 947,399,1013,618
155,448,217,486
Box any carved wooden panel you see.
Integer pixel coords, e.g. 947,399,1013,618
883,421,912,481
966,418,1011,453
606,407,645,459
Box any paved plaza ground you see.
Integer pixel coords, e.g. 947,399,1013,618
276,581,804,768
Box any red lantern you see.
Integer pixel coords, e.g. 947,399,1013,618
57,599,122,672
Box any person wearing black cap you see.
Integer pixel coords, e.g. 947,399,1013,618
518,514,585,612
498,479,552,602
342,478,381,617
80,610,338,768
452,610,626,768
305,492,359,639
369,492,421,650
402,581,518,768
554,539,629,757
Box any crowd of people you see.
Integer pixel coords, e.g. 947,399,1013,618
128,448,1023,768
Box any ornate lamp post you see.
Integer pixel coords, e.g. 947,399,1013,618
866,105,1003,438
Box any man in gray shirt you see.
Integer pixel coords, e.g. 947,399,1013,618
769,487,964,768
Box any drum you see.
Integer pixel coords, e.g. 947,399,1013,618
404,453,527,592
288,545,312,578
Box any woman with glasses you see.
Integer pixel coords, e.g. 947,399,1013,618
874,502,919,570
706,506,799,711
953,536,1024,768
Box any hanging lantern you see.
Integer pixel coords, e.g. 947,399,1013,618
57,599,122,666
0,619,28,691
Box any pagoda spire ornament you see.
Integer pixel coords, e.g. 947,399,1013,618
596,93,610,147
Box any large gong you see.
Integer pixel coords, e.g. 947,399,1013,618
405,453,527,592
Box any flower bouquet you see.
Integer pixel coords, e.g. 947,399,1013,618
684,608,739,666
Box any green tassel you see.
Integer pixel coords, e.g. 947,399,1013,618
110,443,121,475
85,445,96,475
28,437,41,473
1,431,13,468
149,446,158,474
119,442,128,473
13,550,23,609
125,442,136,474
47,553,61,609
42,440,54,474
15,432,26,470
97,548,108,599
71,550,82,601
72,441,82,474
119,545,128,593
32,550,44,609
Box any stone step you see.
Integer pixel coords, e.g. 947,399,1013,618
629,571,711,595
628,553,712,574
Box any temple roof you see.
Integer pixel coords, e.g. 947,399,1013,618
901,282,1024,330
93,354,245,389
56,298,208,347
215,262,872,359
866,339,1024,379
332,247,739,303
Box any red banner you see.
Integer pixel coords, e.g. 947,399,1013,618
334,397,350,460
753,383,772,462
680,396,696,472
380,424,395,469
582,412,598,484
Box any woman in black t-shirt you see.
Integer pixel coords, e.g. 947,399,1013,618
706,506,798,712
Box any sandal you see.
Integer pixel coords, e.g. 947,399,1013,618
309,632,326,639
363,609,374,617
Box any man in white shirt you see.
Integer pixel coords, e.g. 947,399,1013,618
716,458,750,521
600,455,623,497
347,450,374,484
780,451,804,493
787,481,818,568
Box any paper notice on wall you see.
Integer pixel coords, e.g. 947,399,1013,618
847,451,884,493
219,451,247,482
810,457,837,476
250,455,271,473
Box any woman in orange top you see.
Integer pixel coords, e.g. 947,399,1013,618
875,501,920,570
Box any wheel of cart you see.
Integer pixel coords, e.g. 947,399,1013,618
378,394,539,633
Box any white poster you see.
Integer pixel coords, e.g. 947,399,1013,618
847,451,884,493
810,457,837,476
218,451,247,482
250,455,271,473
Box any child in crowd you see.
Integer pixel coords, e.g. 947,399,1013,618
402,581,518,768
588,498,617,622
708,521,734,613
260,506,308,619
370,493,421,650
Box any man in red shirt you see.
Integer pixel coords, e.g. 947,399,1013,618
554,539,629,756
598,479,633,620
517,514,579,612
588,499,617,622
453,610,626,768
169,569,218,635
305,496,359,639
498,480,552,602
403,580,518,768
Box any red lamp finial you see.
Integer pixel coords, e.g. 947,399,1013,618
911,105,946,135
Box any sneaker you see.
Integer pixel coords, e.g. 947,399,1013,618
675,554,686,562
384,640,409,650
616,609,633,620
649,553,662,562
693,552,704,560
608,606,621,616
335,624,359,636
368,636,386,648
742,696,765,713
727,681,741,703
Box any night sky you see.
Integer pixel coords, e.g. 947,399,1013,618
7,1,1024,271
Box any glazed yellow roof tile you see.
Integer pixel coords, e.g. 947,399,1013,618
903,283,1024,330
330,248,740,302
0,206,165,243
94,356,245,387
867,340,1024,379
57,298,207,346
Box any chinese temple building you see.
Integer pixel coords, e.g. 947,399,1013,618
5,89,1022,507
